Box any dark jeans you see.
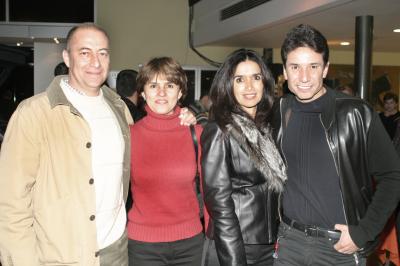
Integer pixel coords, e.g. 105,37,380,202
128,233,204,266
99,231,128,266
201,237,274,266
273,222,366,266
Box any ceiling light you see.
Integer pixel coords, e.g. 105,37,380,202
340,41,350,46
16,42,23,46
394,29,400,33
53,37,60,44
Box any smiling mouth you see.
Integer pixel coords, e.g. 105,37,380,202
297,85,313,90
243,93,257,99
155,100,168,104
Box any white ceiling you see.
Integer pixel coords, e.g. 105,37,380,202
194,0,400,52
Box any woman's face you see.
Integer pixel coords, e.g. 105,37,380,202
233,60,264,118
142,74,182,115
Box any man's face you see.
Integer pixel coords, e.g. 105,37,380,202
62,28,110,96
384,99,398,113
284,47,329,103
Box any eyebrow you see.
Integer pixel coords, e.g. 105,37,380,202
234,72,262,77
78,47,110,52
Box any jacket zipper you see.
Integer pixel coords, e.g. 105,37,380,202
319,114,348,225
278,100,287,223
267,188,272,241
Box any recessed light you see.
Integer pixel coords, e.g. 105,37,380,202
16,42,23,46
394,29,400,33
53,37,60,44
340,41,350,46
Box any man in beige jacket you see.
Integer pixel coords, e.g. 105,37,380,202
0,23,133,266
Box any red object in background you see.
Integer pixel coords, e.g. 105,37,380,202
377,217,399,266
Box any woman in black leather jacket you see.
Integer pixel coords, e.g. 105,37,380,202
200,49,287,266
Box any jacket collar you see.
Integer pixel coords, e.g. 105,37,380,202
46,75,123,114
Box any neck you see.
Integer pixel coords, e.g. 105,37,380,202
127,95,137,105
384,109,398,116
67,79,100,96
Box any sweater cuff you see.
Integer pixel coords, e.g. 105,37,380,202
348,225,369,248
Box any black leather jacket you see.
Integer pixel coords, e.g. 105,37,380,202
273,88,400,255
201,122,280,266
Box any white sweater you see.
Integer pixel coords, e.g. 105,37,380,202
61,79,126,249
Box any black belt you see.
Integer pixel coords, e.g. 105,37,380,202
282,215,341,240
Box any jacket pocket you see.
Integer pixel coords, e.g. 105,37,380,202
34,194,81,264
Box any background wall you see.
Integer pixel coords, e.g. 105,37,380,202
34,42,65,94
96,0,243,70
96,0,400,71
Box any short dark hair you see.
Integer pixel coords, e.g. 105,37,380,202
136,57,188,101
209,48,275,130
116,69,138,97
383,92,399,103
54,62,69,76
281,24,329,67
65,23,110,51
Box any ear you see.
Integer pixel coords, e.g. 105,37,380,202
62,50,70,68
283,66,288,80
141,92,146,100
322,62,330,78
178,90,183,100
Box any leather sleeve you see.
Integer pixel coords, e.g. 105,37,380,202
349,111,400,248
201,122,247,266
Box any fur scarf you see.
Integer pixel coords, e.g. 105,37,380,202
226,113,287,193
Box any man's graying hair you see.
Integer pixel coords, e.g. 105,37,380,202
65,23,110,51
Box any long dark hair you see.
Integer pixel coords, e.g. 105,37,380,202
209,48,275,130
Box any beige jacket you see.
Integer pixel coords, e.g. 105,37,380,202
0,76,133,266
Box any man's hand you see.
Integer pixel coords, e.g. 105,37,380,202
179,108,197,126
333,224,359,254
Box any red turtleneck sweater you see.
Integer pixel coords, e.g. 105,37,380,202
127,106,203,242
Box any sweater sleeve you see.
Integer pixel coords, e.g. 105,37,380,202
0,102,41,266
201,122,247,266
349,111,400,248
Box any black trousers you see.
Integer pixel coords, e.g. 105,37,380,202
273,222,366,266
128,233,204,266
201,237,274,266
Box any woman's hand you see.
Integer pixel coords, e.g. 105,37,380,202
179,108,197,126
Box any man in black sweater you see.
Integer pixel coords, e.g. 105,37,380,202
272,24,400,266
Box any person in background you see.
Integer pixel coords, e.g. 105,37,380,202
272,24,400,266
189,92,212,126
116,69,145,122
0,23,133,266
380,92,400,140
201,48,286,266
127,57,204,266
54,61,69,76
335,84,354,96
380,92,400,255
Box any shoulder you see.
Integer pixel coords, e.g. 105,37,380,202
12,93,50,121
331,89,374,114
201,121,226,143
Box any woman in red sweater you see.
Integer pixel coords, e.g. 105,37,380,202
127,57,204,266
